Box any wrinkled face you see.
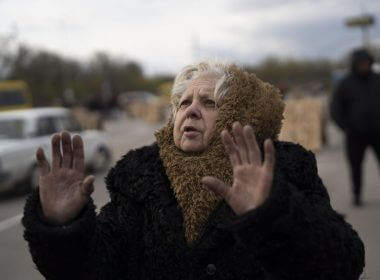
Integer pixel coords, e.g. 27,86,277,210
173,77,218,153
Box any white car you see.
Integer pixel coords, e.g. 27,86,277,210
0,107,111,193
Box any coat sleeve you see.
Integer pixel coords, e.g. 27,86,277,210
330,80,349,131
223,143,365,280
22,157,144,280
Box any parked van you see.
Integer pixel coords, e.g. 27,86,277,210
0,80,32,111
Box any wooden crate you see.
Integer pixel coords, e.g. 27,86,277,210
279,98,322,152
145,98,170,123
71,107,103,130
128,102,146,119
128,98,170,123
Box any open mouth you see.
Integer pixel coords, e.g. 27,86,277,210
184,126,199,132
183,126,200,137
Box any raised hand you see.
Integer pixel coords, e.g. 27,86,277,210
202,122,275,216
36,131,95,225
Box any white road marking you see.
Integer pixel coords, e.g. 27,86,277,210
0,213,23,232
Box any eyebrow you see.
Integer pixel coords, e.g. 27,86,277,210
199,93,214,100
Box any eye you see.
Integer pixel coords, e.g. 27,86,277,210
179,99,191,108
204,99,216,107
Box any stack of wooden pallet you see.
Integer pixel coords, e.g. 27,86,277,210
72,107,103,130
279,98,322,152
128,97,170,123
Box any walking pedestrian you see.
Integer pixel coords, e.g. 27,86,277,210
330,48,380,206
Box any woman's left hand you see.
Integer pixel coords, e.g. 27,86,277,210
202,122,275,216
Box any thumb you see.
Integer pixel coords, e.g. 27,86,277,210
202,176,230,200
81,175,95,196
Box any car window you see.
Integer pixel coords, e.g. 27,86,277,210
0,119,24,139
36,117,58,136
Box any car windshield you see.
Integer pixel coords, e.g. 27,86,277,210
0,119,24,139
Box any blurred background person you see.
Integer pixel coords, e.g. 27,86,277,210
330,48,380,206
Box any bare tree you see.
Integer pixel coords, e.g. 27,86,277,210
0,32,17,79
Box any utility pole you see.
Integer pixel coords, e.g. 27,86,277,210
345,14,375,47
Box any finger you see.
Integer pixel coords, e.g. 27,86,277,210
51,133,62,171
263,139,275,172
232,122,249,164
202,176,231,200
61,131,73,169
81,175,95,196
36,147,50,176
72,135,85,173
221,130,241,167
243,125,261,165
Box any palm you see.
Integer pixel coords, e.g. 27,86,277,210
202,122,275,215
36,132,94,225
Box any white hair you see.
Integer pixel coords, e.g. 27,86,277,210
171,61,232,114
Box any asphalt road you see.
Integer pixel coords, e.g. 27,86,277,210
317,123,380,280
0,117,378,279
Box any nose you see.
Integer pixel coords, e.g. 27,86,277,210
185,100,201,119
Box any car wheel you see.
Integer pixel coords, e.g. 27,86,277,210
91,147,111,172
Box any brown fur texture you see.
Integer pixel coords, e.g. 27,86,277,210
155,65,285,244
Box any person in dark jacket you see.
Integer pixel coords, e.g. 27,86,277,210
23,62,364,280
330,48,380,206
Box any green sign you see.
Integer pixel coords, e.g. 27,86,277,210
346,15,375,27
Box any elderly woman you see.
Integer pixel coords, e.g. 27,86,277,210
23,62,364,280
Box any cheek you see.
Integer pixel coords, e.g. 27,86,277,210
204,112,218,139
173,115,181,145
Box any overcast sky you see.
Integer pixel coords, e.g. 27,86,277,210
1,0,379,75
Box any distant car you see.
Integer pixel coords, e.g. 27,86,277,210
0,107,111,193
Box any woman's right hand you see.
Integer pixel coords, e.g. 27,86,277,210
36,131,95,225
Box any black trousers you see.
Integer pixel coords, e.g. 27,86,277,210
345,133,380,198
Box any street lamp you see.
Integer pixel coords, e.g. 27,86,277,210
345,14,376,46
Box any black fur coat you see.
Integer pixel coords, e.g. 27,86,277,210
23,142,364,280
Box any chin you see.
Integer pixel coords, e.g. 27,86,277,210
180,144,204,153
